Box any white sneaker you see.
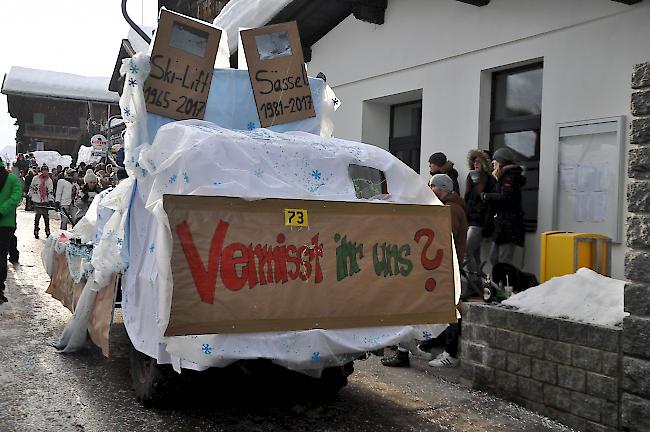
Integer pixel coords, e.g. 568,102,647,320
428,351,459,368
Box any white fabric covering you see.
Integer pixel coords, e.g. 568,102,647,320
48,51,460,377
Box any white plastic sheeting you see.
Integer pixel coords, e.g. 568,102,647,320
49,51,459,377
502,268,628,327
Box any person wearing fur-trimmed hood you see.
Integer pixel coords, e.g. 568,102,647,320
480,147,526,266
463,149,496,274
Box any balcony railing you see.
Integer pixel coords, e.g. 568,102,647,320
24,123,83,140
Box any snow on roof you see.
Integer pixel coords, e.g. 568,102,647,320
502,268,628,327
1,66,119,103
214,0,295,54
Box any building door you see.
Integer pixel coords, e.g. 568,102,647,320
490,63,543,232
389,100,422,173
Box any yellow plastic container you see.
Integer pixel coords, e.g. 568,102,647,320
540,232,611,283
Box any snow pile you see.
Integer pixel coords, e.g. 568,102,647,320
32,151,72,169
2,66,118,103
76,146,102,165
502,268,628,327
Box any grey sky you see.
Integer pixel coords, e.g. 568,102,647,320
0,0,158,158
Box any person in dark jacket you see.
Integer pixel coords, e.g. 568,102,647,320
463,149,496,273
428,152,460,194
0,160,24,303
382,174,465,369
481,147,526,266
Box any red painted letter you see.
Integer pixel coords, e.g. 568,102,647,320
176,220,229,304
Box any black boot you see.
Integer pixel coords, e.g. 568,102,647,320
0,289,7,304
381,349,410,367
34,227,39,239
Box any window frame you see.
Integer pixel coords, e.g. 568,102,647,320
489,62,543,233
389,100,422,174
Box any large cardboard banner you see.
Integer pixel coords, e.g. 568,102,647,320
144,9,221,120
240,22,316,128
163,196,456,336
47,252,118,357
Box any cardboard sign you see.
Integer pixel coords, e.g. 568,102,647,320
163,195,456,336
240,22,316,128
144,9,221,120
46,252,117,357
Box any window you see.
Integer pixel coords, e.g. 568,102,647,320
33,113,45,125
389,101,422,173
490,63,543,232
348,164,387,199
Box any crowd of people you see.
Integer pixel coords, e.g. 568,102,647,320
7,153,124,239
382,146,526,369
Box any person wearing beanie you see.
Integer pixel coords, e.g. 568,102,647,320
0,159,23,304
382,173,467,369
55,169,78,230
77,169,102,220
29,164,54,239
463,149,497,280
481,146,526,266
428,152,460,194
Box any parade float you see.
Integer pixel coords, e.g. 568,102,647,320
41,7,460,405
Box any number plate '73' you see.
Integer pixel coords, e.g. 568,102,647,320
284,208,309,227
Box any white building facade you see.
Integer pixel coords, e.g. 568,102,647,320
307,0,650,279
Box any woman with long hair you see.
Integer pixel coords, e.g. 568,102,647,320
481,147,526,266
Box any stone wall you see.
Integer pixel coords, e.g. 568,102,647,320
461,303,621,432
622,61,650,432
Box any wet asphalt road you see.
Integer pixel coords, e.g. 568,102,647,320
0,209,573,432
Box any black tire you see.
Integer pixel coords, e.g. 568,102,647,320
309,362,354,399
129,345,180,407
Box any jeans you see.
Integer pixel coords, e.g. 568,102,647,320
489,242,516,266
464,226,483,273
0,227,15,294
34,206,50,234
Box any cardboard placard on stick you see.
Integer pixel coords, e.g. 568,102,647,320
143,9,221,120
163,195,457,336
241,22,316,128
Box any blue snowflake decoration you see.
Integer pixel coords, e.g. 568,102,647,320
123,107,131,117
128,78,138,87
129,62,139,74
311,169,322,180
422,331,433,341
311,352,321,363
149,243,155,253
182,172,190,183
247,121,257,131
169,174,177,184
254,168,263,178
201,343,212,355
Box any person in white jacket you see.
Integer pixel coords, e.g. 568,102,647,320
55,169,78,230
29,164,54,238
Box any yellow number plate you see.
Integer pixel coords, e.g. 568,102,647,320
284,208,309,227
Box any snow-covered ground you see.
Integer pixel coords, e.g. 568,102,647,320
502,267,628,327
